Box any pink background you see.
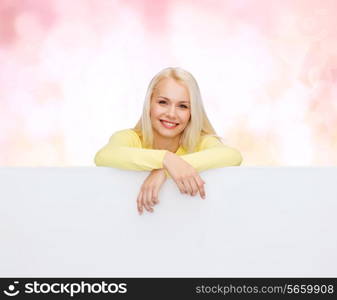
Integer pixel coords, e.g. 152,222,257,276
1,0,337,166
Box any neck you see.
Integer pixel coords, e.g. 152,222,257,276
153,133,181,153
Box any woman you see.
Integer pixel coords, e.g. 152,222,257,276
95,67,242,215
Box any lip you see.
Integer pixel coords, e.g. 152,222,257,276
160,119,179,129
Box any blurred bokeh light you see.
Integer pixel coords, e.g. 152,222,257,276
1,0,337,166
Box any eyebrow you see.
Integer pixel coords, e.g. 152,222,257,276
157,96,190,103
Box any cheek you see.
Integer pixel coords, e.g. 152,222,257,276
150,108,158,121
180,111,191,124
150,105,163,119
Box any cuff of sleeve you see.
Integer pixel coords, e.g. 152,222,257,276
159,150,168,169
159,150,171,178
164,169,171,178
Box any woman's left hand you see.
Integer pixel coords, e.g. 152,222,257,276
163,152,206,199
137,168,167,215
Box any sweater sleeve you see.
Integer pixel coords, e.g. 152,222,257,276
94,130,168,171
180,135,243,172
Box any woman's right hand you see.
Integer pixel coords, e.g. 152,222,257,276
163,152,206,199
137,168,167,215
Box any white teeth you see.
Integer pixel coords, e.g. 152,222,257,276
161,121,177,127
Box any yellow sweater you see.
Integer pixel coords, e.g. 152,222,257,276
94,129,242,172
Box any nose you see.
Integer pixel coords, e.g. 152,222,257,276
166,104,177,119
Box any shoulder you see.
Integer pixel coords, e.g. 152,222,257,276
197,134,223,150
108,128,141,146
110,128,139,138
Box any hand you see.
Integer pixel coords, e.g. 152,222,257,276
137,168,167,215
163,152,206,199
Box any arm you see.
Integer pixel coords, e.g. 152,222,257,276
94,130,168,171
162,136,241,198
137,168,167,215
180,135,243,172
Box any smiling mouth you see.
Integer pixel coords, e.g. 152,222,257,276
160,119,179,128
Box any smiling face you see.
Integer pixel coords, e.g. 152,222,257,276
150,78,191,146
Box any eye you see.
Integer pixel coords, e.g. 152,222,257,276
158,100,167,104
179,104,189,109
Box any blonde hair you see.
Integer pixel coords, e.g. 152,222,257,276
134,67,219,153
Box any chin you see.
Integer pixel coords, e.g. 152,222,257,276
158,130,180,139
154,127,180,139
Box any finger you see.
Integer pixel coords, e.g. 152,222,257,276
150,187,158,206
144,200,152,212
137,191,144,215
175,179,187,194
152,188,159,205
141,189,150,212
144,189,154,213
194,176,206,199
148,188,155,209
182,178,193,196
189,177,199,196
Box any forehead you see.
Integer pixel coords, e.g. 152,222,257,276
153,78,190,102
